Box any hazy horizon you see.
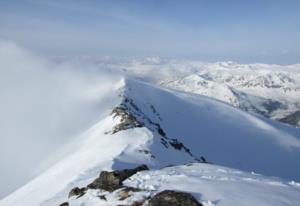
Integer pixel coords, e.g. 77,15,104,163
1,0,300,64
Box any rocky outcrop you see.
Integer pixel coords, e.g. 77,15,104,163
112,106,143,133
148,190,203,206
87,165,149,191
117,187,143,200
278,110,300,128
62,165,205,206
111,97,208,163
64,164,148,205
59,202,69,206
68,187,87,198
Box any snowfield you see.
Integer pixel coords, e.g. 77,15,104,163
99,58,300,127
124,163,300,206
1,78,300,206
1,42,300,206
63,163,300,206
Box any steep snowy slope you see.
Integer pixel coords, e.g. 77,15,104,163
121,79,300,180
1,78,300,206
96,58,300,127
158,61,300,127
66,163,300,206
124,163,300,206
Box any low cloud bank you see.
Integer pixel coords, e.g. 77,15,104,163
0,40,120,198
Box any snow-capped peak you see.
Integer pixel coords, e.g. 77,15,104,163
2,78,300,206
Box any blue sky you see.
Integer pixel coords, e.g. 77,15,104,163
0,0,299,64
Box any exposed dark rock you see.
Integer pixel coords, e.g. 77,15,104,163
157,127,166,137
162,164,175,168
130,200,145,206
200,156,207,163
87,165,149,191
68,187,87,198
168,138,206,163
59,202,69,206
111,106,143,134
169,139,184,150
118,186,143,200
112,97,206,164
231,88,300,128
118,191,130,200
99,195,107,201
185,162,194,166
148,190,203,206
150,104,162,121
64,166,205,206
262,100,283,114
278,110,300,128
160,138,169,148
138,149,156,158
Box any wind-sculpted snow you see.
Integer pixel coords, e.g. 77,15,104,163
96,58,300,127
0,40,123,197
122,79,300,180
124,163,300,206
1,77,300,205
0,49,300,206
58,163,300,206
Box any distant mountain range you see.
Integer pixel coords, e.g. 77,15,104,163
2,76,300,206
99,58,300,128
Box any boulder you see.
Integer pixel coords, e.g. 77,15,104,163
111,106,143,134
118,186,143,200
148,190,203,206
59,202,69,206
87,165,149,191
68,187,87,198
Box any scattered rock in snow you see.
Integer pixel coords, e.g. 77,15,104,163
130,200,145,206
148,190,203,206
58,202,69,206
68,187,87,198
138,149,156,159
149,104,162,121
62,165,149,206
118,187,143,200
112,106,143,134
112,97,207,164
98,195,107,200
87,165,149,191
200,156,208,163
277,110,300,128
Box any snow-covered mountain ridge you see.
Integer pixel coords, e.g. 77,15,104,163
97,59,300,128
2,78,300,206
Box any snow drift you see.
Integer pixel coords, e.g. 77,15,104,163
1,42,300,205
1,77,300,206
0,39,120,197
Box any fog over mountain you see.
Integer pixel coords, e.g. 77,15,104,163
1,1,300,205
1,41,300,206
0,40,120,197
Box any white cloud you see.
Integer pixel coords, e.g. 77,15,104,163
0,39,120,198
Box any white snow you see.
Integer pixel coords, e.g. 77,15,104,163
1,52,300,206
54,163,300,206
123,79,300,179
1,78,300,206
96,58,300,124
124,163,300,206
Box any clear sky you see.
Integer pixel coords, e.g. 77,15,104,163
0,0,300,64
